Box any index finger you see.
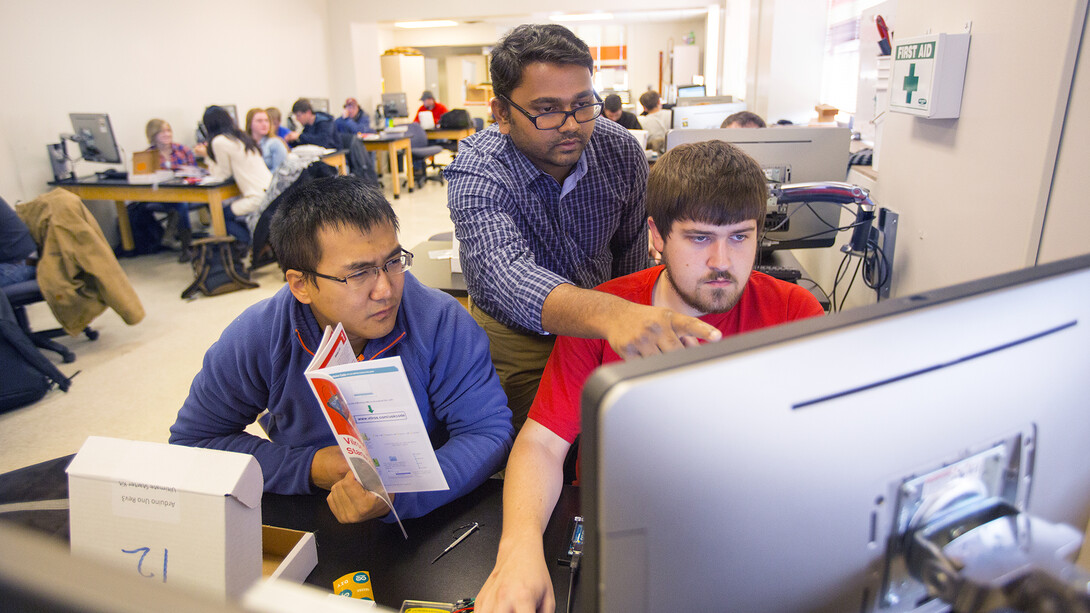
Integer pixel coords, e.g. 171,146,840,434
672,315,722,343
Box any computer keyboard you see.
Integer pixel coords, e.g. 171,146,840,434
96,169,128,181
753,264,802,282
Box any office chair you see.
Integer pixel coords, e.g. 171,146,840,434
404,122,445,187
2,279,98,363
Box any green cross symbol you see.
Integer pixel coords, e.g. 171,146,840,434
903,64,919,104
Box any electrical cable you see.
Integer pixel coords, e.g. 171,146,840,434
829,250,852,313
763,201,855,239
565,550,581,613
838,256,863,312
766,217,872,250
798,276,832,310
862,239,891,299
803,201,855,232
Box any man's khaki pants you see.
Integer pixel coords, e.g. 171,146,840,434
468,298,556,432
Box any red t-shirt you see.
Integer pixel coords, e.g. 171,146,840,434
413,102,448,125
528,265,825,444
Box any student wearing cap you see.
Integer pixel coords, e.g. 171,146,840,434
335,97,375,135
413,91,448,125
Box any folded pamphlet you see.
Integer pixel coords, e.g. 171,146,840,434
304,323,449,538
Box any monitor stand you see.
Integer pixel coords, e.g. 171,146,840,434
46,142,74,182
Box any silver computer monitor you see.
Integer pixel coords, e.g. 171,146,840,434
68,113,121,164
381,93,409,119
307,98,330,113
667,126,852,250
580,253,1090,612
676,84,706,98
670,101,748,130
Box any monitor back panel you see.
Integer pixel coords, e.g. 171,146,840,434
580,255,1090,613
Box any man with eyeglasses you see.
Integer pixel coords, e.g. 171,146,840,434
445,24,722,432
170,176,514,524
474,140,824,613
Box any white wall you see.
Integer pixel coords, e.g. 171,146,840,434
1039,4,1090,264
0,0,332,207
748,0,829,124
798,0,1090,311
330,0,710,22
628,20,708,100
720,0,751,101
386,15,707,111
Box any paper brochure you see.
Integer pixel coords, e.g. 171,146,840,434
304,324,449,538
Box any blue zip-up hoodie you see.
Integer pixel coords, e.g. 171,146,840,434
170,273,514,521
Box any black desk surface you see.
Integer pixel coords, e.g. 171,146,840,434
410,240,467,297
0,455,582,610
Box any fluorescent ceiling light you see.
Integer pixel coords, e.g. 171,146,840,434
395,20,459,29
550,13,614,22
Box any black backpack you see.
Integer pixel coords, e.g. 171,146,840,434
439,109,472,130
0,292,71,412
181,236,259,299
250,161,339,271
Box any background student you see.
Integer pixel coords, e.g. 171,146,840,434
245,108,288,172
413,91,448,126
335,97,374,135
142,119,199,256
194,106,272,248
637,90,670,153
285,98,341,149
266,107,291,140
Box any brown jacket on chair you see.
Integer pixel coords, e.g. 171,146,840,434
16,188,144,335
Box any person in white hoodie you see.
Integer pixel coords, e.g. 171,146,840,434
194,105,272,247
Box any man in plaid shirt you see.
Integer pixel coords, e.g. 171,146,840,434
446,24,721,430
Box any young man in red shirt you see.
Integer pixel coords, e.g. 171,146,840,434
474,139,825,612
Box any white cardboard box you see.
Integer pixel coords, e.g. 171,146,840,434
66,436,315,600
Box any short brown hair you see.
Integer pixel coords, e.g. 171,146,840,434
722,111,766,128
291,98,313,114
647,140,768,240
639,91,661,112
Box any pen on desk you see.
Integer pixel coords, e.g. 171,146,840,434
431,522,479,564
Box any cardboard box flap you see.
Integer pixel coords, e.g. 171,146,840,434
67,436,263,508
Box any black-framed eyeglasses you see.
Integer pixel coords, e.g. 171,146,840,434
303,251,413,290
499,93,604,130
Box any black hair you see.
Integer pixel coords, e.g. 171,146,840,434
489,24,594,100
291,98,313,114
202,106,260,162
647,140,768,239
603,94,624,113
270,175,400,284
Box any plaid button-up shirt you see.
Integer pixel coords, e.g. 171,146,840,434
445,117,650,334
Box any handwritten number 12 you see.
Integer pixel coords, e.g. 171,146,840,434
121,547,168,583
